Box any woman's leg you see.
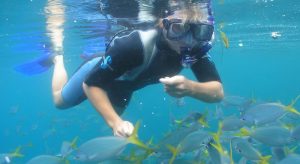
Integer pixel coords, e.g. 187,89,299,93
52,55,68,108
57,57,102,109
51,55,133,114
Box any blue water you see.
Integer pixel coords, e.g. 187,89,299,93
1,0,300,163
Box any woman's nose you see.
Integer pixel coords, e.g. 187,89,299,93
184,32,194,45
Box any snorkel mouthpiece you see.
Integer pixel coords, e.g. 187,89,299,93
180,47,198,68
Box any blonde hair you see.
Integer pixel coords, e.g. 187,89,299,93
168,1,209,23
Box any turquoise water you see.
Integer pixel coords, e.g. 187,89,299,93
1,0,300,163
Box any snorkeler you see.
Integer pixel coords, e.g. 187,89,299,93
42,0,224,138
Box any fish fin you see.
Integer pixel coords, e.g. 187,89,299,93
210,142,225,156
198,110,209,128
285,95,300,115
229,140,234,164
216,121,223,137
60,137,78,158
282,123,294,131
289,95,300,107
174,119,183,125
210,124,226,156
70,136,79,149
146,136,154,147
235,128,251,137
250,91,257,104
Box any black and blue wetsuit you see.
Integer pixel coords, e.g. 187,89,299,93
61,28,221,113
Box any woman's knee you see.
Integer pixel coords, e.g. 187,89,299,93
54,99,69,109
53,92,70,109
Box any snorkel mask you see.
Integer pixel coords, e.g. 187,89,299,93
162,18,214,42
162,18,213,68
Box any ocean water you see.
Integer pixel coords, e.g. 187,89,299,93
0,0,300,163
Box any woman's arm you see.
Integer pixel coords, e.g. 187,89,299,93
159,75,224,103
82,82,134,137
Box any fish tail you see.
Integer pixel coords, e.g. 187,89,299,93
10,146,24,158
64,159,70,164
285,95,300,115
70,136,79,149
219,31,229,48
198,117,209,128
128,121,152,151
217,122,223,137
235,128,250,137
128,134,150,150
284,145,298,154
259,155,272,164
290,145,298,153
285,106,300,116
166,144,179,164
209,122,225,155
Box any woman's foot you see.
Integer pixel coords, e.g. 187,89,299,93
53,54,63,65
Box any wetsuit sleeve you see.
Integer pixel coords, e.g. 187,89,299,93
191,54,222,83
84,31,144,89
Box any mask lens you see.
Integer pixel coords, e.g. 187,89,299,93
167,22,190,40
170,23,189,34
193,24,214,41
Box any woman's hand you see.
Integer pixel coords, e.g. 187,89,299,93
160,75,224,103
112,120,134,138
159,75,191,98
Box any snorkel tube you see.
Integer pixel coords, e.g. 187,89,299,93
180,42,212,68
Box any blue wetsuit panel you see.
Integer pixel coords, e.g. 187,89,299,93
61,57,101,108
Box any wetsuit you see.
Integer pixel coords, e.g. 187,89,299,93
61,28,221,112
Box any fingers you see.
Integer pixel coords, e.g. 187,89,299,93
159,77,172,85
123,121,134,137
113,121,134,138
160,75,185,86
161,76,187,98
113,130,123,137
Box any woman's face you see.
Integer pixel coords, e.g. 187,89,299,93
163,26,198,53
162,14,199,53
